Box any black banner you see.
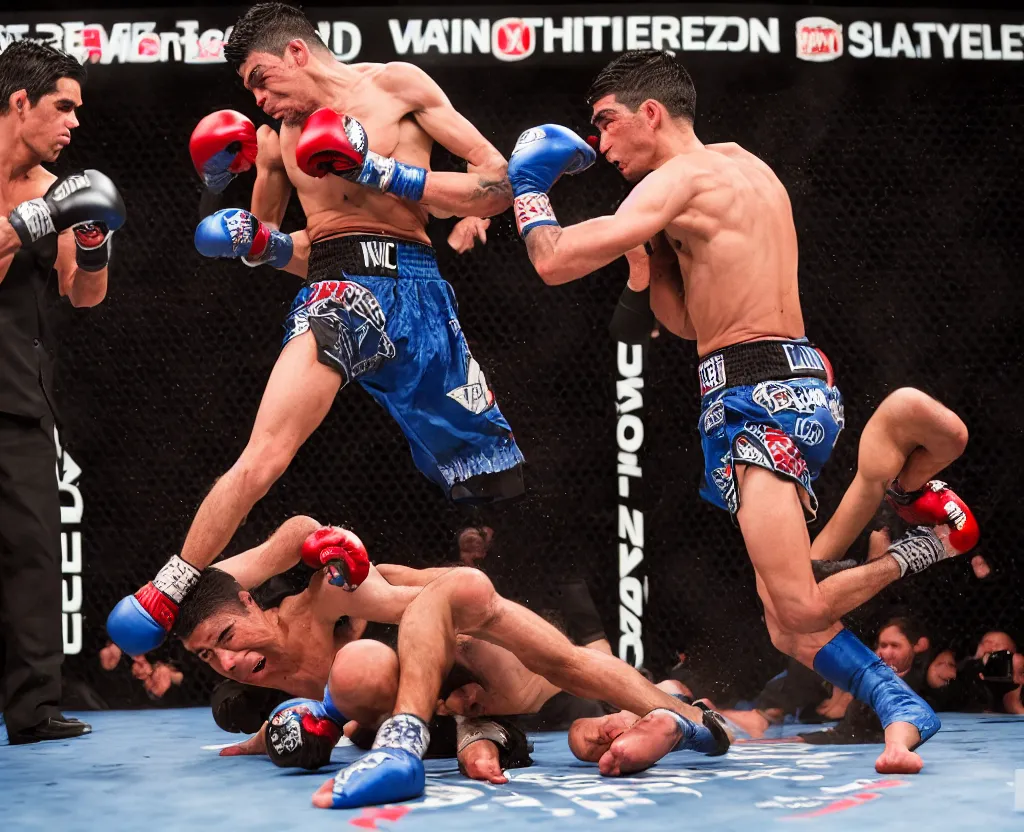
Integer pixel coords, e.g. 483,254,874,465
2,6,1023,67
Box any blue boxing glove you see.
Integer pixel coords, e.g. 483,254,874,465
267,687,346,771
194,208,293,269
320,714,429,809
106,555,201,657
507,124,595,238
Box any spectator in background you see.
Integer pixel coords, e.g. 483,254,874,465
98,641,184,701
1005,654,1024,715
945,630,1022,714
457,526,494,568
974,630,1016,660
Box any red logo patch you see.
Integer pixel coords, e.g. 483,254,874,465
796,16,844,62
492,18,536,61
763,427,808,479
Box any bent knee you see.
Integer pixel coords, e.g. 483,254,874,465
441,568,499,628
881,388,968,454
774,597,832,636
235,442,295,492
329,640,399,710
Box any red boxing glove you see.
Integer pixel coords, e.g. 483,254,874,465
301,527,370,591
886,479,980,554
189,110,258,193
295,108,367,180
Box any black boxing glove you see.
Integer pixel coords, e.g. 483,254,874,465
8,169,126,248
210,680,290,734
456,715,533,773
265,692,345,771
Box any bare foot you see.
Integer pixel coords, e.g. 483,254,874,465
568,711,638,762
599,710,682,776
875,742,924,774
875,720,925,774
312,777,336,809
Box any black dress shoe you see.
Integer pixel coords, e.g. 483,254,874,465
8,716,92,745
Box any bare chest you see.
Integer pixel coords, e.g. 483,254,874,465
1,174,50,216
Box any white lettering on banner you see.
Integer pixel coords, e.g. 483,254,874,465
388,16,780,59
616,342,646,669
55,428,83,655
845,20,1024,60
0,20,361,63
314,20,362,62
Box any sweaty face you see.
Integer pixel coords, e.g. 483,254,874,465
876,626,915,675
589,94,657,182
926,650,957,688
21,78,81,163
239,48,320,127
182,598,278,684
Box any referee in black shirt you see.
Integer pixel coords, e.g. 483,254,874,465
0,41,125,743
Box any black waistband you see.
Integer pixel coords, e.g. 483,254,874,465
698,340,829,396
306,234,435,284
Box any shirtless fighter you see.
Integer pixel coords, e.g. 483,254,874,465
173,517,530,780
172,519,721,791
503,50,978,774
107,3,524,658
568,387,974,771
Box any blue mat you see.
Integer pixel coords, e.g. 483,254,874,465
2,709,1022,830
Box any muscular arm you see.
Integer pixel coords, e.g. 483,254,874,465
317,566,421,625
279,230,309,279
250,126,291,229
249,125,310,279
0,218,22,273
376,563,456,587
385,63,511,218
526,158,696,286
56,229,107,308
214,515,321,589
646,234,696,340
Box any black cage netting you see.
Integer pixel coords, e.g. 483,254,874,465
24,11,1024,708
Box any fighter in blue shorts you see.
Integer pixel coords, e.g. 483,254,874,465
107,4,523,658
509,50,979,775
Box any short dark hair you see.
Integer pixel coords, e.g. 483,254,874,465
0,40,86,116
174,568,246,639
586,50,696,121
880,614,927,646
224,2,329,71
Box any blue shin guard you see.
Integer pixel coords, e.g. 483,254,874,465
813,628,940,748
327,714,429,809
658,699,731,756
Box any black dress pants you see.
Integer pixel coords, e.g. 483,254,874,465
0,412,62,735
